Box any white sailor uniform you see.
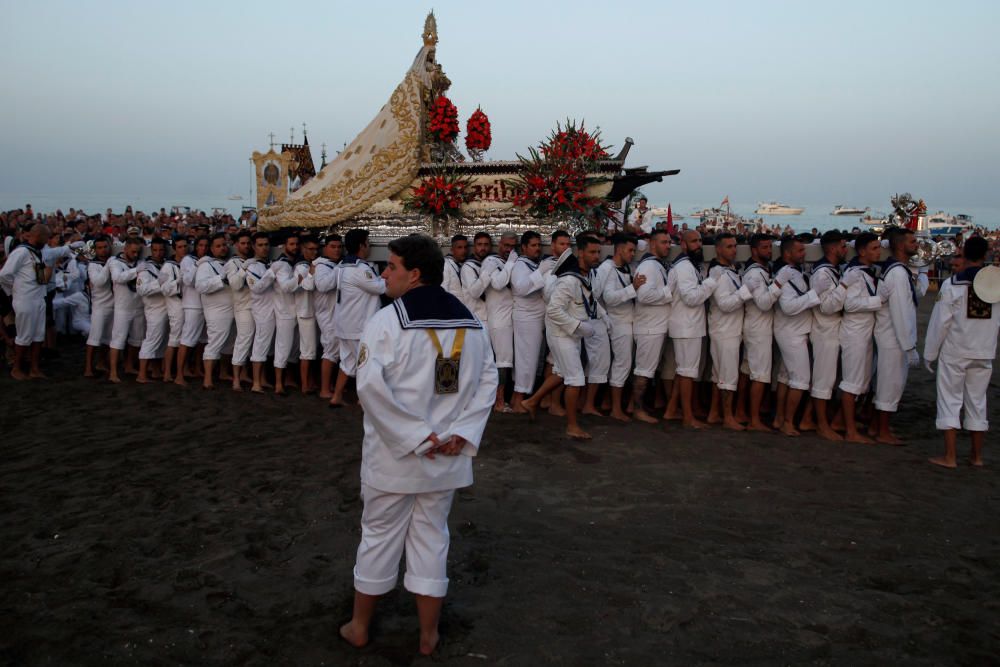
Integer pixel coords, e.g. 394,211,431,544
510,254,549,394
838,260,884,395
708,263,753,391
195,255,234,361
809,258,847,400
270,255,300,369
245,258,276,364
632,253,672,379
86,257,115,347
335,256,386,377
740,261,781,383
179,254,205,348
294,260,318,361
668,255,717,379
481,253,516,370
592,256,638,388
108,254,146,350
459,257,489,324
312,257,341,363
545,262,607,387
0,244,47,345
159,259,184,348
353,285,497,598
136,259,168,360
442,255,464,302
924,267,1000,431
774,264,820,391
873,258,926,412
225,256,255,367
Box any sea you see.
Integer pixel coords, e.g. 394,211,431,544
2,193,997,233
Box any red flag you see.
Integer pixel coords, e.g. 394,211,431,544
721,195,730,207
666,203,675,235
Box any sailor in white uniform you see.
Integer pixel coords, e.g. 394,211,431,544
224,230,254,391
107,237,146,383
441,234,467,301
313,234,343,399
631,229,671,424
195,233,234,389
808,230,848,440
707,233,753,430
521,235,607,440
510,231,549,411
837,233,886,443
459,232,492,325
176,236,208,385
872,227,926,444
480,232,518,411
538,231,572,412
294,236,320,393
773,236,821,436
245,232,276,393
135,237,169,383
739,234,782,431
83,235,114,378
924,237,999,468
0,224,51,379
668,230,718,429
270,233,301,394
159,237,186,383
340,234,496,657
331,228,386,407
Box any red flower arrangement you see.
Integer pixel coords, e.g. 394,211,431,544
465,107,492,159
509,120,613,226
405,170,473,218
428,95,459,144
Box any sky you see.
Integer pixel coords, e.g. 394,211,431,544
2,0,998,209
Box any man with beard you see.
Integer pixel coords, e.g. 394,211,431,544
314,234,343,399
442,234,467,300
806,230,848,441
270,233,301,395
176,235,208,385
159,236,187,383
294,236,320,394
83,235,114,378
667,230,718,429
107,237,146,383
0,223,52,379
510,230,549,411
225,230,254,391
459,232,492,324
738,234,782,432
136,237,169,383
196,233,234,390
631,229,671,424
246,232,277,394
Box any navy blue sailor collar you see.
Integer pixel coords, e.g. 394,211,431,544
393,285,482,330
953,266,983,284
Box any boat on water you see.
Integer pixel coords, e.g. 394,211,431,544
756,201,804,215
651,207,683,220
926,211,974,237
227,195,244,201
831,205,868,216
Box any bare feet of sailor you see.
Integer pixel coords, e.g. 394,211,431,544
339,621,369,649
928,456,957,469
566,425,592,440
817,426,844,442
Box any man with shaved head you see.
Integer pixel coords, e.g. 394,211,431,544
0,223,53,379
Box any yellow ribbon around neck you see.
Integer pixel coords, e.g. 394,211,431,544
426,328,465,360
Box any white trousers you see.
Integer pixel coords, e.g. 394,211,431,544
273,317,297,369
609,330,634,387
13,299,45,346
165,299,184,347
673,337,703,380
318,314,340,363
775,331,810,391
203,310,234,361
139,309,168,360
633,332,666,379
839,334,874,395
110,309,145,350
488,325,514,369
874,345,907,412
250,314,275,363
297,316,317,360
583,323,611,384
180,308,204,348
231,309,255,366
935,354,991,431
340,338,361,377
547,332,585,387
87,306,114,347
513,317,544,394
741,332,773,384
809,332,840,400
353,484,455,598
710,335,741,391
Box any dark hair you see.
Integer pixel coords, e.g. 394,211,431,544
780,235,800,256
150,237,168,248
611,233,638,249
299,234,319,246
251,231,270,244
388,234,444,286
749,233,773,249
323,233,343,245
820,230,844,247
715,232,736,244
854,232,879,250
887,227,914,252
450,234,467,244
473,231,492,243
575,232,601,250
124,237,143,247
210,232,228,244
520,230,541,247
551,230,571,243
92,234,110,246
964,236,988,262
648,228,669,240
234,230,252,242
344,228,369,255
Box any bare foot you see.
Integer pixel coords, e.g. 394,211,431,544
734,411,750,423
521,400,537,422
251,386,266,394
780,423,801,437
663,409,681,421
203,382,215,390
162,375,173,383
319,391,333,399
10,368,28,381
817,427,844,442
581,408,604,417
723,419,746,431
610,411,631,423
108,375,122,384
566,425,592,440
798,420,816,432
844,431,874,444
136,376,151,384
510,405,529,414
419,628,439,656
339,621,369,649
231,383,243,392
633,409,658,425
493,403,512,414
772,417,784,430
876,433,904,446
28,371,48,380
706,412,722,425
174,376,187,386
683,418,707,430
83,370,95,378
548,405,566,417
928,456,957,469
747,421,774,433
971,458,985,467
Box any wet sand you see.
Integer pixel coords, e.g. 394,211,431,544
2,299,999,665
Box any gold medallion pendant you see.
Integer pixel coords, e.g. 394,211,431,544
427,329,465,395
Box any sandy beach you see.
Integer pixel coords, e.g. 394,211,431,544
2,299,999,666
